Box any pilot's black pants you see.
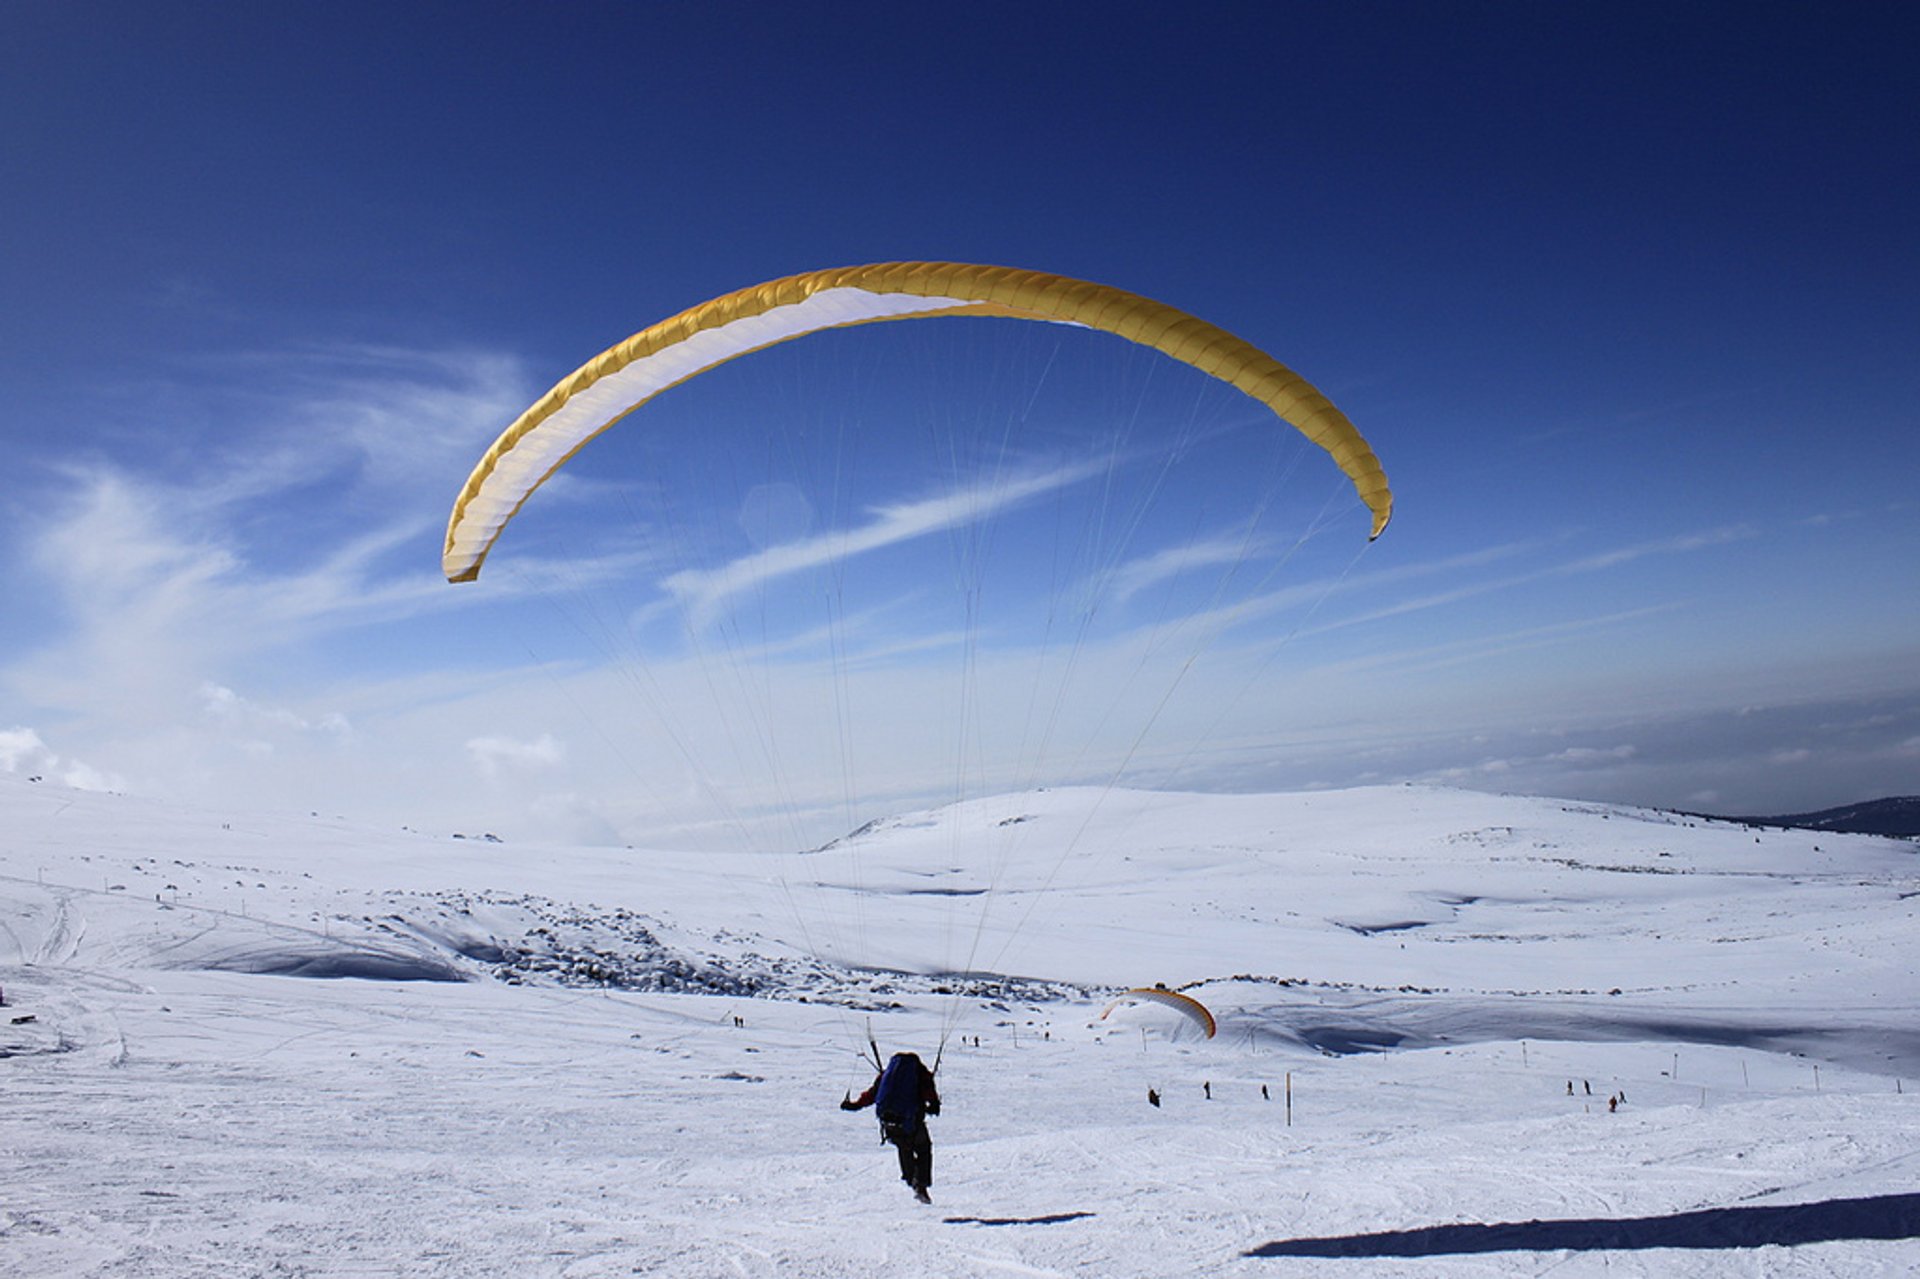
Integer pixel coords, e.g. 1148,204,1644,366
882,1120,932,1190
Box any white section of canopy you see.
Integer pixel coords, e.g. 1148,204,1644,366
443,287,973,579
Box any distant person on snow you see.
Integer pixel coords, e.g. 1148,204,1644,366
842,1051,941,1202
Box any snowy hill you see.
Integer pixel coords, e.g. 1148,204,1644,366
2,774,1917,1276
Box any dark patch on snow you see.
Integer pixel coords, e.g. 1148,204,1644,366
1584,1015,1917,1065
199,950,466,982
1246,1191,1920,1257
1297,1025,1409,1055
809,816,887,851
920,970,1084,999
1337,920,1428,936
445,938,510,964
1541,856,1691,876
809,879,986,898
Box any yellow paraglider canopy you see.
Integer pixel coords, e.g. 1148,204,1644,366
1099,986,1217,1039
444,262,1391,584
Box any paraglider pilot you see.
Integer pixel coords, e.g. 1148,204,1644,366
842,1051,941,1202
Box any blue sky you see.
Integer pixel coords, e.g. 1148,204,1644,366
2,2,1915,845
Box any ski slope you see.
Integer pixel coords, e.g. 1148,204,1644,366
2,774,1916,1276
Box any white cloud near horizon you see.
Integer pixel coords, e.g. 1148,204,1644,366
201,683,352,745
466,732,566,778
0,725,122,791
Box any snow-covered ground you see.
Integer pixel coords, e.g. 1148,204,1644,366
3,774,1916,1276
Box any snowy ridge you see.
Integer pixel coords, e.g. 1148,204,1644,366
2,773,1918,1276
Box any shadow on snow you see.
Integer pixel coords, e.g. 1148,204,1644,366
1246,1193,1920,1258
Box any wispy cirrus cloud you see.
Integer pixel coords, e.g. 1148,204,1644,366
1,344,536,750
1095,536,1546,655
1099,531,1266,608
1301,524,1759,638
163,342,528,496
661,456,1112,632
1291,604,1680,682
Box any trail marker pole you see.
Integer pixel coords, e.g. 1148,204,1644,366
1285,1072,1292,1128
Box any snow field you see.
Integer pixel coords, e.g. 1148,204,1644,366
2,774,1917,1275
